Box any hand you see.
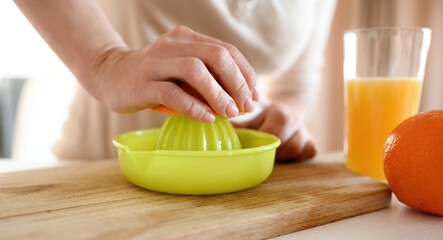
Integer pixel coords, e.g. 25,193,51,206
232,104,317,162
89,25,259,122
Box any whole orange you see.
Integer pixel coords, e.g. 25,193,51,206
384,110,443,216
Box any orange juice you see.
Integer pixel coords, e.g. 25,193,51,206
345,78,422,181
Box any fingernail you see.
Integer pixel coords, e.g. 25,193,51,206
244,98,254,112
252,88,260,102
203,111,216,123
226,102,239,118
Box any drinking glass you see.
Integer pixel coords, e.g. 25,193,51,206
343,28,431,181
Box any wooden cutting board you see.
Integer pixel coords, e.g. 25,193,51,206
0,153,391,239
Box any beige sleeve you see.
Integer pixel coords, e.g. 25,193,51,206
265,0,336,115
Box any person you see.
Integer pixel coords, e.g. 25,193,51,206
14,0,336,161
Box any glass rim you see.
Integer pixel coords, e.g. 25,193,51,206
344,27,431,35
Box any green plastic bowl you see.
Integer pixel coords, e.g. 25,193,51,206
113,128,280,195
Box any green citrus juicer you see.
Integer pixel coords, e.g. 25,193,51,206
113,84,280,195
113,126,280,195
154,115,242,151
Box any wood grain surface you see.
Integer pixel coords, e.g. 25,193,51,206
0,153,391,239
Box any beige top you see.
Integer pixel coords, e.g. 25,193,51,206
53,0,336,160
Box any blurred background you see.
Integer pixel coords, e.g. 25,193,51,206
0,0,442,162
0,1,76,163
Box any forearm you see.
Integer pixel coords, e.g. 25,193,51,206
14,0,128,84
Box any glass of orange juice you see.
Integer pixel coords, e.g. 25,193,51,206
343,28,431,181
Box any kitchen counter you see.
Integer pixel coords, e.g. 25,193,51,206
1,153,441,239
276,194,443,240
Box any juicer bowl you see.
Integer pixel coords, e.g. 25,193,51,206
113,128,280,195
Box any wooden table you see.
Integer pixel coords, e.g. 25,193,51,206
0,153,391,239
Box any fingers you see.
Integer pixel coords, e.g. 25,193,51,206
276,130,317,162
146,81,216,123
258,107,315,161
232,105,317,162
203,41,258,102
164,26,259,102
152,41,254,113
189,31,257,95
184,42,254,113
237,105,295,141
135,25,257,120
153,57,242,119
257,107,294,142
300,141,317,160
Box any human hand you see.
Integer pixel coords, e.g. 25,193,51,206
232,104,317,162
89,25,258,122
